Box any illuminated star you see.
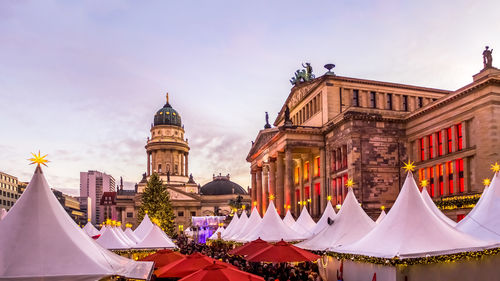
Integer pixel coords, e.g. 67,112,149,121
491,162,500,173
346,179,354,187
28,151,49,167
483,178,491,187
381,205,385,210
269,194,275,200
253,201,258,206
420,179,428,187
327,195,332,201
403,161,416,173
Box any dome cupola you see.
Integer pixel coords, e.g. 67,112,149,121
153,93,182,127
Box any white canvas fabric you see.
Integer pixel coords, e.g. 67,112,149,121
125,227,142,243
238,201,305,242
115,226,137,246
296,187,375,251
456,172,500,242
133,224,177,249
335,172,494,258
282,210,295,228
291,207,316,238
97,226,132,250
208,227,224,240
310,201,336,235
421,186,457,226
223,211,248,240
0,166,153,280
220,214,239,239
375,210,386,224
0,209,6,221
134,213,154,241
232,207,262,241
82,222,100,237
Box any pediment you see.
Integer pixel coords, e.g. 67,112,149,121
247,129,279,160
167,186,200,201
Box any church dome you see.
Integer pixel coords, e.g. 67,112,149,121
153,94,182,127
200,174,247,195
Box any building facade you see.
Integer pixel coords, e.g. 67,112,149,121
0,171,21,211
52,189,85,225
79,170,115,224
247,51,500,221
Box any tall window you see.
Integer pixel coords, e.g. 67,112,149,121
304,162,310,181
420,138,425,161
437,131,443,156
418,97,423,108
438,164,444,196
370,91,376,108
332,150,337,171
342,145,348,168
456,124,463,151
314,157,320,177
457,159,464,193
428,135,434,159
336,177,342,203
386,93,393,110
294,167,300,184
402,95,408,111
447,127,453,154
332,179,337,202
352,89,359,107
158,164,162,173
448,161,454,194
343,174,348,200
429,166,435,197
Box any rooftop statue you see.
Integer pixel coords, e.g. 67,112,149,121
290,62,315,85
264,112,271,129
483,46,493,68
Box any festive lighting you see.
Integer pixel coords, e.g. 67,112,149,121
241,204,246,210
307,198,311,203
28,151,49,167
403,161,416,172
491,162,500,173
381,205,385,210
420,179,428,187
87,218,91,222
269,194,275,200
346,179,354,187
327,195,332,201
336,204,341,210
253,201,258,206
483,178,491,186
434,193,481,210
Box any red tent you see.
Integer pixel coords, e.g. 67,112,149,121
155,252,236,278
139,249,185,268
179,263,264,281
228,238,272,256
245,240,320,263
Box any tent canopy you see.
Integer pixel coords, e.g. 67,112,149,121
134,213,154,241
82,222,100,237
231,207,262,241
375,210,386,224
310,201,336,235
133,224,177,249
220,214,239,239
421,186,457,226
291,207,316,237
282,210,295,228
223,211,248,240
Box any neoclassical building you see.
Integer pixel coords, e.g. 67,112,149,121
247,49,500,221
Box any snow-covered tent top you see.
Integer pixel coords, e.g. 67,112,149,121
0,208,7,221
282,210,295,228
97,226,132,250
291,206,316,237
336,172,494,258
0,166,153,280
125,226,142,243
223,211,248,240
296,187,375,251
221,214,239,239
238,201,305,242
421,185,457,227
134,213,154,241
456,172,500,242
133,224,177,249
83,221,100,237
310,201,336,235
232,206,262,241
375,210,386,224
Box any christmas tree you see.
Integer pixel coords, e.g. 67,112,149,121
138,173,176,237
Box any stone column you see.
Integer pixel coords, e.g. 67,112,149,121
284,147,293,215
298,157,304,215
263,165,269,214
423,136,429,162
461,121,468,149
185,153,189,176
464,157,470,192
269,159,277,211
320,147,327,213
276,153,284,215
147,152,151,176
256,168,263,214
432,133,438,159
309,154,315,216
451,125,458,153
181,153,185,176
251,170,257,205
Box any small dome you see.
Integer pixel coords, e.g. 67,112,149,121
200,174,247,195
153,101,182,127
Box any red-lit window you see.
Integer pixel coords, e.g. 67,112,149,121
437,131,443,156
448,161,454,194
420,138,425,161
342,145,348,168
456,124,463,151
457,214,465,222
294,167,300,184
336,177,342,203
337,148,342,170
429,167,435,197
296,189,300,204
305,186,310,200
314,157,320,177
315,183,320,195
447,127,453,153
457,159,464,193
304,162,310,181
418,168,424,181
438,164,444,196
332,179,337,201
428,135,434,159
343,174,348,201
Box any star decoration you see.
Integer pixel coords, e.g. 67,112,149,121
269,194,275,200
327,195,332,201
346,179,354,187
381,205,385,210
483,178,491,186
403,161,416,172
491,162,500,173
29,151,49,167
420,179,428,187
253,201,258,206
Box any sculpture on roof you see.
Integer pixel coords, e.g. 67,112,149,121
290,62,315,85
284,105,293,127
483,46,493,68
264,112,271,129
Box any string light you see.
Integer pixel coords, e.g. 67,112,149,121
434,194,481,210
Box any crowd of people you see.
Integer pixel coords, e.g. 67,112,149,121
175,234,322,281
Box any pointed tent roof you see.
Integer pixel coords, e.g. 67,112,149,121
375,210,386,224
310,201,336,235
125,227,142,243
0,208,7,220
223,211,249,241
282,210,295,228
232,207,262,241
115,226,136,246
456,172,500,242
134,213,154,240
133,224,177,249
208,227,224,240
220,214,239,239
336,173,494,258
291,207,316,237
421,186,457,226
296,187,375,251
97,226,132,250
238,201,305,242
83,222,100,237
0,166,153,280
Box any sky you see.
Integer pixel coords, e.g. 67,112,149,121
1,0,500,195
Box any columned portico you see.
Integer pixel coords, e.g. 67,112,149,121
276,153,284,215
256,168,263,214
262,165,269,214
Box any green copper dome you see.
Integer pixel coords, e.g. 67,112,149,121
153,95,182,127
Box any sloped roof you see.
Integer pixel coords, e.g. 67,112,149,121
133,225,177,249
282,210,295,228
83,222,100,237
208,227,224,240
0,208,6,220
125,227,141,243
421,186,457,226
221,214,239,238
291,206,316,238
232,207,262,241
375,210,386,224
134,213,154,241
0,166,153,280
310,201,336,235
97,226,132,250
223,211,248,240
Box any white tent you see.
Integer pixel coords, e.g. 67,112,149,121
232,206,262,241
114,226,137,246
238,201,305,242
133,224,177,249
421,185,457,227
220,213,239,239
0,166,153,280
82,221,100,237
97,226,132,250
310,201,336,235
291,206,316,237
282,209,295,228
208,227,224,240
134,213,154,241
125,226,142,243
0,208,7,221
375,209,386,224
223,211,248,240
296,187,375,251
335,172,493,258
456,171,500,242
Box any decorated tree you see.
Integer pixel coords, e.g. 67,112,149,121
138,173,176,236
